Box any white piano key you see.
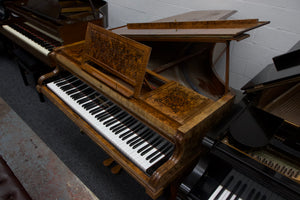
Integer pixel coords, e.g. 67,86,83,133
209,185,223,200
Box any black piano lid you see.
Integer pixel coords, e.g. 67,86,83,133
25,0,61,19
242,41,300,92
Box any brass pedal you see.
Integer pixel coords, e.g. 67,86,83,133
111,164,122,174
103,157,114,167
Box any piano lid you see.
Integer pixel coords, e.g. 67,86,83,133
242,41,300,93
112,16,269,42
25,0,61,19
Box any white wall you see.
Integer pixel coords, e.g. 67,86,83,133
106,0,300,90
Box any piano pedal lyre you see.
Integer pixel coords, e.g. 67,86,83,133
103,157,122,174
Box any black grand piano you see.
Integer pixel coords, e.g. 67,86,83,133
177,42,300,200
0,0,106,65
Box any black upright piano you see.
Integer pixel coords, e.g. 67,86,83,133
178,42,300,200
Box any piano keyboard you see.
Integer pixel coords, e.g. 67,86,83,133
2,22,62,56
47,75,174,175
208,169,285,200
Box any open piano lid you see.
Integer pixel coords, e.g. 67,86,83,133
242,41,300,93
112,15,270,42
24,0,61,19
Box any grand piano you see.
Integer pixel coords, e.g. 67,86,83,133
35,11,269,199
0,0,105,65
178,42,300,200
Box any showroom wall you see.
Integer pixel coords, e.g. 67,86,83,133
107,0,300,89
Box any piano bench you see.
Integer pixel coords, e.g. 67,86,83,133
12,48,50,102
0,155,32,200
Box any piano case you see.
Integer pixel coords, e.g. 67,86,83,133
37,12,268,198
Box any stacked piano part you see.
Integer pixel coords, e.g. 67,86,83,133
0,0,104,65
36,11,269,199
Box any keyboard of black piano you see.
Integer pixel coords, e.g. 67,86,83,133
208,169,286,200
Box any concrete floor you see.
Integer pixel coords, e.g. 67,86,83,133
0,48,167,199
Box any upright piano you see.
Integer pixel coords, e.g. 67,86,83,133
178,42,300,200
0,0,104,65
36,11,268,199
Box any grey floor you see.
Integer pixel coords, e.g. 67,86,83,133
0,42,167,199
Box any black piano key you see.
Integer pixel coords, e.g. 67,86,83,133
56,77,77,86
149,147,173,164
110,116,134,132
81,88,94,96
140,137,163,157
226,180,242,200
120,124,144,141
98,106,120,122
77,93,99,104
145,139,164,160
215,175,234,199
114,121,135,135
95,105,117,119
119,123,143,139
53,75,72,84
82,100,98,110
60,84,74,92
246,188,256,199
103,111,127,126
120,130,134,140
234,183,247,200
66,84,88,95
254,192,262,200
132,132,154,149
71,88,93,100
102,110,125,124
71,92,85,100
103,110,124,127
160,143,173,155
137,135,159,154
89,101,111,115
61,80,82,91
127,129,152,146
149,151,165,163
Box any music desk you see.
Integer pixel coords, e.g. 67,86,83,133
0,97,98,200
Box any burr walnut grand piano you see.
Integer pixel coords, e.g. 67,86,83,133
36,11,268,199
